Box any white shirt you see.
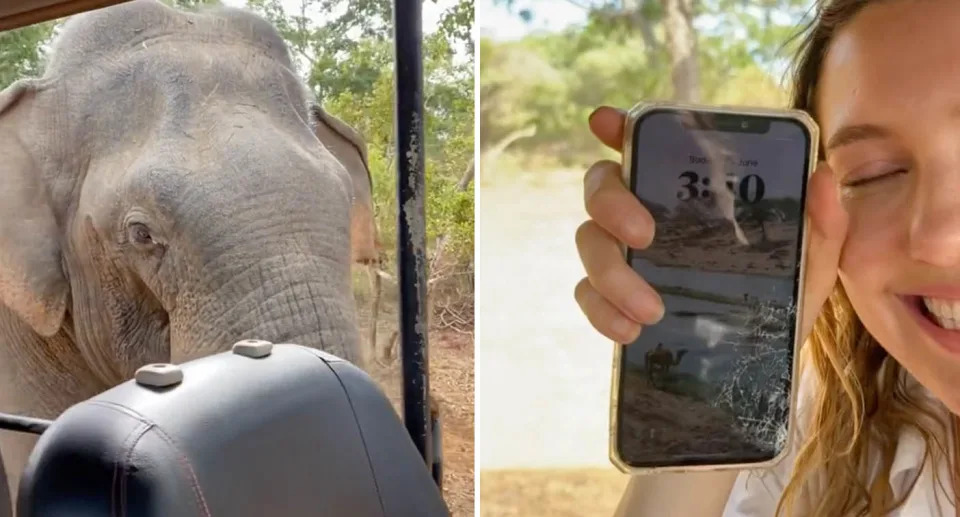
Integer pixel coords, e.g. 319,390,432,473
722,368,958,516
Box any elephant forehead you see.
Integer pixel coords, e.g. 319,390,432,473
45,0,295,76
57,47,315,165
113,139,350,217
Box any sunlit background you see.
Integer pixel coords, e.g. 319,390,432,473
475,0,813,514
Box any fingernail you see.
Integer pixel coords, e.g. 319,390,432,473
583,163,606,198
612,317,638,343
651,298,665,323
628,291,663,323
588,107,601,123
627,294,651,323
626,221,650,247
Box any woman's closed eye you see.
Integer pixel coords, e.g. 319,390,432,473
840,163,910,188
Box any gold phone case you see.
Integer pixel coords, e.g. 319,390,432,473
608,100,820,476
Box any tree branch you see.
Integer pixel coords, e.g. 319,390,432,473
456,160,474,191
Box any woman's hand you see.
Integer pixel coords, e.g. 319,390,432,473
574,106,663,344
574,105,848,347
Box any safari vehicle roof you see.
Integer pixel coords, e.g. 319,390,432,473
0,0,129,31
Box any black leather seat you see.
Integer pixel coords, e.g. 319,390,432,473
16,343,449,517
0,447,11,517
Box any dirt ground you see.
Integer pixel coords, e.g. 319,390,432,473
477,167,629,515
617,368,767,463
638,204,800,277
480,468,629,517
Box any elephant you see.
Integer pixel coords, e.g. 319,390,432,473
0,0,380,501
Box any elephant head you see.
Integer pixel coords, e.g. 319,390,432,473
0,0,379,390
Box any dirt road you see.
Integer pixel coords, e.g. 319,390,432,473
481,468,628,517
477,169,629,514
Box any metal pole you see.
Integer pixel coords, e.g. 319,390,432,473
0,413,51,435
393,0,432,473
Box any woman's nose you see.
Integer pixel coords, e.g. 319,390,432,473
908,168,960,267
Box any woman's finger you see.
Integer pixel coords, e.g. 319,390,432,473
583,159,655,249
798,162,848,342
588,106,628,151
575,277,643,344
576,220,665,325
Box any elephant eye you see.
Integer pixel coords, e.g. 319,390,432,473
128,223,154,246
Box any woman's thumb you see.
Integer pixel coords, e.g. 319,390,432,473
799,162,847,342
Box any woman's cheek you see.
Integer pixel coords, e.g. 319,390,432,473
839,194,905,275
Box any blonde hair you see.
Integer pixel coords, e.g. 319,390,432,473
777,285,952,515
778,2,956,513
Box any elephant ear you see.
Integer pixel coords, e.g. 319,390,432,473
309,105,379,264
0,79,68,337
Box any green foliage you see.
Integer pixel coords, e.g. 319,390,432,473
243,0,475,277
0,21,55,89
483,0,812,172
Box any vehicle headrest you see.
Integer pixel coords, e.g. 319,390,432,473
16,343,449,517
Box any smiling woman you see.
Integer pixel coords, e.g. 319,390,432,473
572,0,960,515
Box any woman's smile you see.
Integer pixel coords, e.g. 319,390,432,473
921,294,960,329
897,291,960,354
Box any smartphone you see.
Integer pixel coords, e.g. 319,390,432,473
609,102,819,475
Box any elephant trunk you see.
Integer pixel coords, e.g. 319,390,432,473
169,252,362,367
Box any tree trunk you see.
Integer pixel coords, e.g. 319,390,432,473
368,262,386,364
661,0,700,102
621,0,662,60
456,160,475,191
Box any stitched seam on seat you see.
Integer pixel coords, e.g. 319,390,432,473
110,420,153,517
148,428,212,517
119,423,155,517
87,400,212,517
294,346,388,514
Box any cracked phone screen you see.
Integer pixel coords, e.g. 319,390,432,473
616,108,812,469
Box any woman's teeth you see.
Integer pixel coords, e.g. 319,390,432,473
924,297,960,330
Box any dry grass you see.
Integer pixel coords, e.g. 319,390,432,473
480,468,629,517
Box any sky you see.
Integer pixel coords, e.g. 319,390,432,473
476,0,588,41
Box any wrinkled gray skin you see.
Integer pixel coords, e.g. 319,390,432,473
0,0,380,500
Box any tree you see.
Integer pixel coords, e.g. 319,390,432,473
495,0,700,101
737,203,772,243
0,21,55,89
494,0,812,102
479,0,811,172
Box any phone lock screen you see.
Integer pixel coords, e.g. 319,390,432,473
616,108,812,468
